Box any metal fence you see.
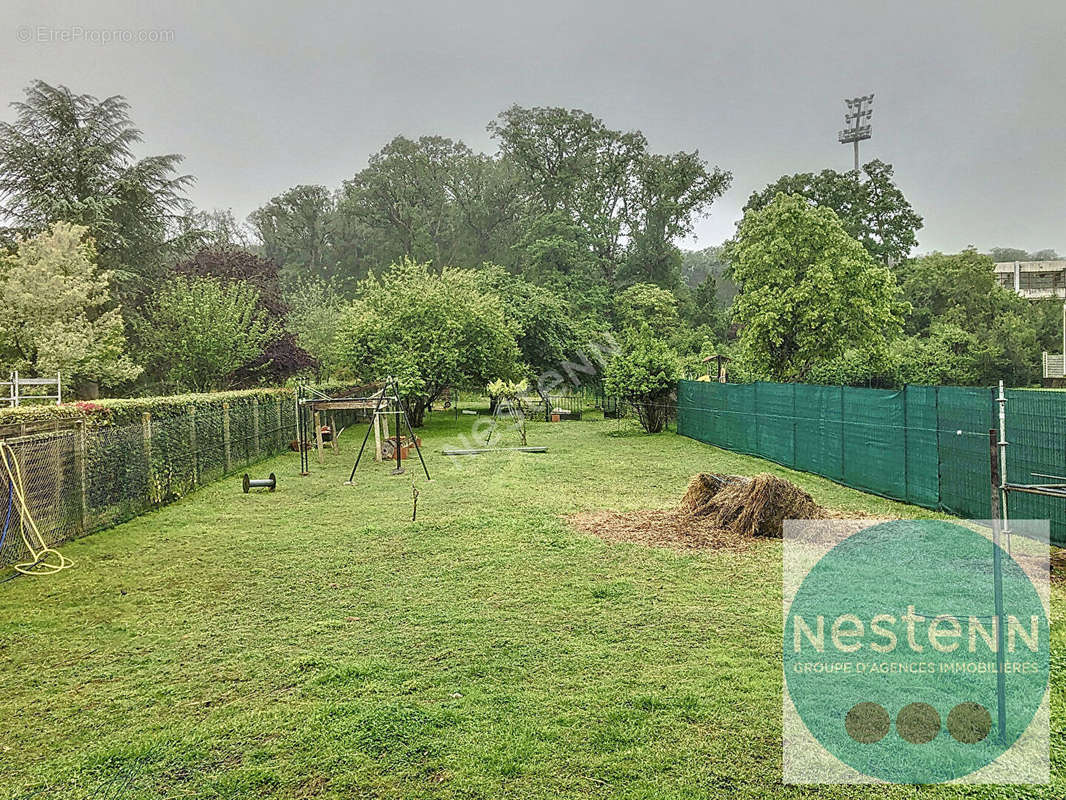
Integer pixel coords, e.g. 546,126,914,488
0,395,299,569
677,380,1066,547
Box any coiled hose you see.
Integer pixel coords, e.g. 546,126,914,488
0,441,73,576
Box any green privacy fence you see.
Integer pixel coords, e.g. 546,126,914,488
677,380,1066,547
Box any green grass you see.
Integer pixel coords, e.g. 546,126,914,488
0,411,1061,798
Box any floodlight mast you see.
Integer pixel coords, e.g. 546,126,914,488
838,94,874,171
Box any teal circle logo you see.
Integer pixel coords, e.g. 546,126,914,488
784,520,1048,783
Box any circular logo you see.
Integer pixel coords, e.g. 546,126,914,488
784,520,1048,782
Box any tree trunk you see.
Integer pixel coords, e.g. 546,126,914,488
406,397,427,427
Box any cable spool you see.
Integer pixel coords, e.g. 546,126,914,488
243,473,277,493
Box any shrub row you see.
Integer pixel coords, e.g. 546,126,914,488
0,387,297,430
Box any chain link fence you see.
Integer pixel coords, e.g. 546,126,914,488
0,395,299,569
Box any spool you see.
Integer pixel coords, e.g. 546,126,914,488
243,473,277,493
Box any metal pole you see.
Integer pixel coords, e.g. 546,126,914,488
853,139,859,172
298,382,310,476
397,384,431,481
392,391,404,475
997,381,1011,554
988,428,1008,745
346,384,388,483
1053,300,1061,362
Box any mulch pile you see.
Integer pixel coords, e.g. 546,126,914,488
568,472,829,552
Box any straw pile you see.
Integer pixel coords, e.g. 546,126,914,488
679,472,827,538
568,471,829,551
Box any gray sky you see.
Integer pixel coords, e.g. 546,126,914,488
1,0,1062,255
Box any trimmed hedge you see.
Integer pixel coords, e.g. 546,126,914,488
0,387,296,429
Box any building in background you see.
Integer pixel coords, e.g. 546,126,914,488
995,260,1066,299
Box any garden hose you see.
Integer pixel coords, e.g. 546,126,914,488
0,479,12,556
0,441,74,576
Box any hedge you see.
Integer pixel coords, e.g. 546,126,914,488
0,387,296,430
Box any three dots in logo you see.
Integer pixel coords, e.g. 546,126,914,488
845,701,992,745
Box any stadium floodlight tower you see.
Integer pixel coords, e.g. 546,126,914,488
838,94,874,172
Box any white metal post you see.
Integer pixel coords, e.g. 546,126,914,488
12,370,18,407
56,371,62,405
997,380,1011,553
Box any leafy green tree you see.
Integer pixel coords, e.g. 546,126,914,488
512,211,608,317
248,185,336,283
174,248,314,384
0,222,140,395
988,247,1060,262
744,160,922,264
491,106,729,284
613,283,680,338
339,136,523,272
0,81,193,304
619,152,731,288
339,259,519,425
284,277,347,379
490,105,644,275
475,267,586,409
135,276,277,392
604,327,680,433
896,248,1023,335
730,194,905,381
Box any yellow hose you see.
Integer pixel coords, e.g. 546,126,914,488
0,441,74,576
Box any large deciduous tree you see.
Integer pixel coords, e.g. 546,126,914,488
729,193,905,382
475,266,588,411
174,248,315,384
135,276,277,392
618,152,731,288
248,184,336,283
0,222,140,395
744,160,922,265
0,81,193,303
338,136,524,272
339,259,519,425
491,106,730,285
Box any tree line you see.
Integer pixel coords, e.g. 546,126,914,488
0,80,1059,426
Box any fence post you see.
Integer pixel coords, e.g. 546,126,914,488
76,419,88,532
902,386,909,502
753,382,760,455
791,383,798,468
142,412,153,499
275,395,283,452
839,386,846,483
314,410,324,463
223,401,232,472
188,406,198,485
252,397,260,458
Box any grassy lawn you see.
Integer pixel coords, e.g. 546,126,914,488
0,411,1061,799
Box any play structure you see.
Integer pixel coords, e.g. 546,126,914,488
443,394,548,457
345,377,430,482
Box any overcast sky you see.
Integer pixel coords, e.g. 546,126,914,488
1,0,1062,255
